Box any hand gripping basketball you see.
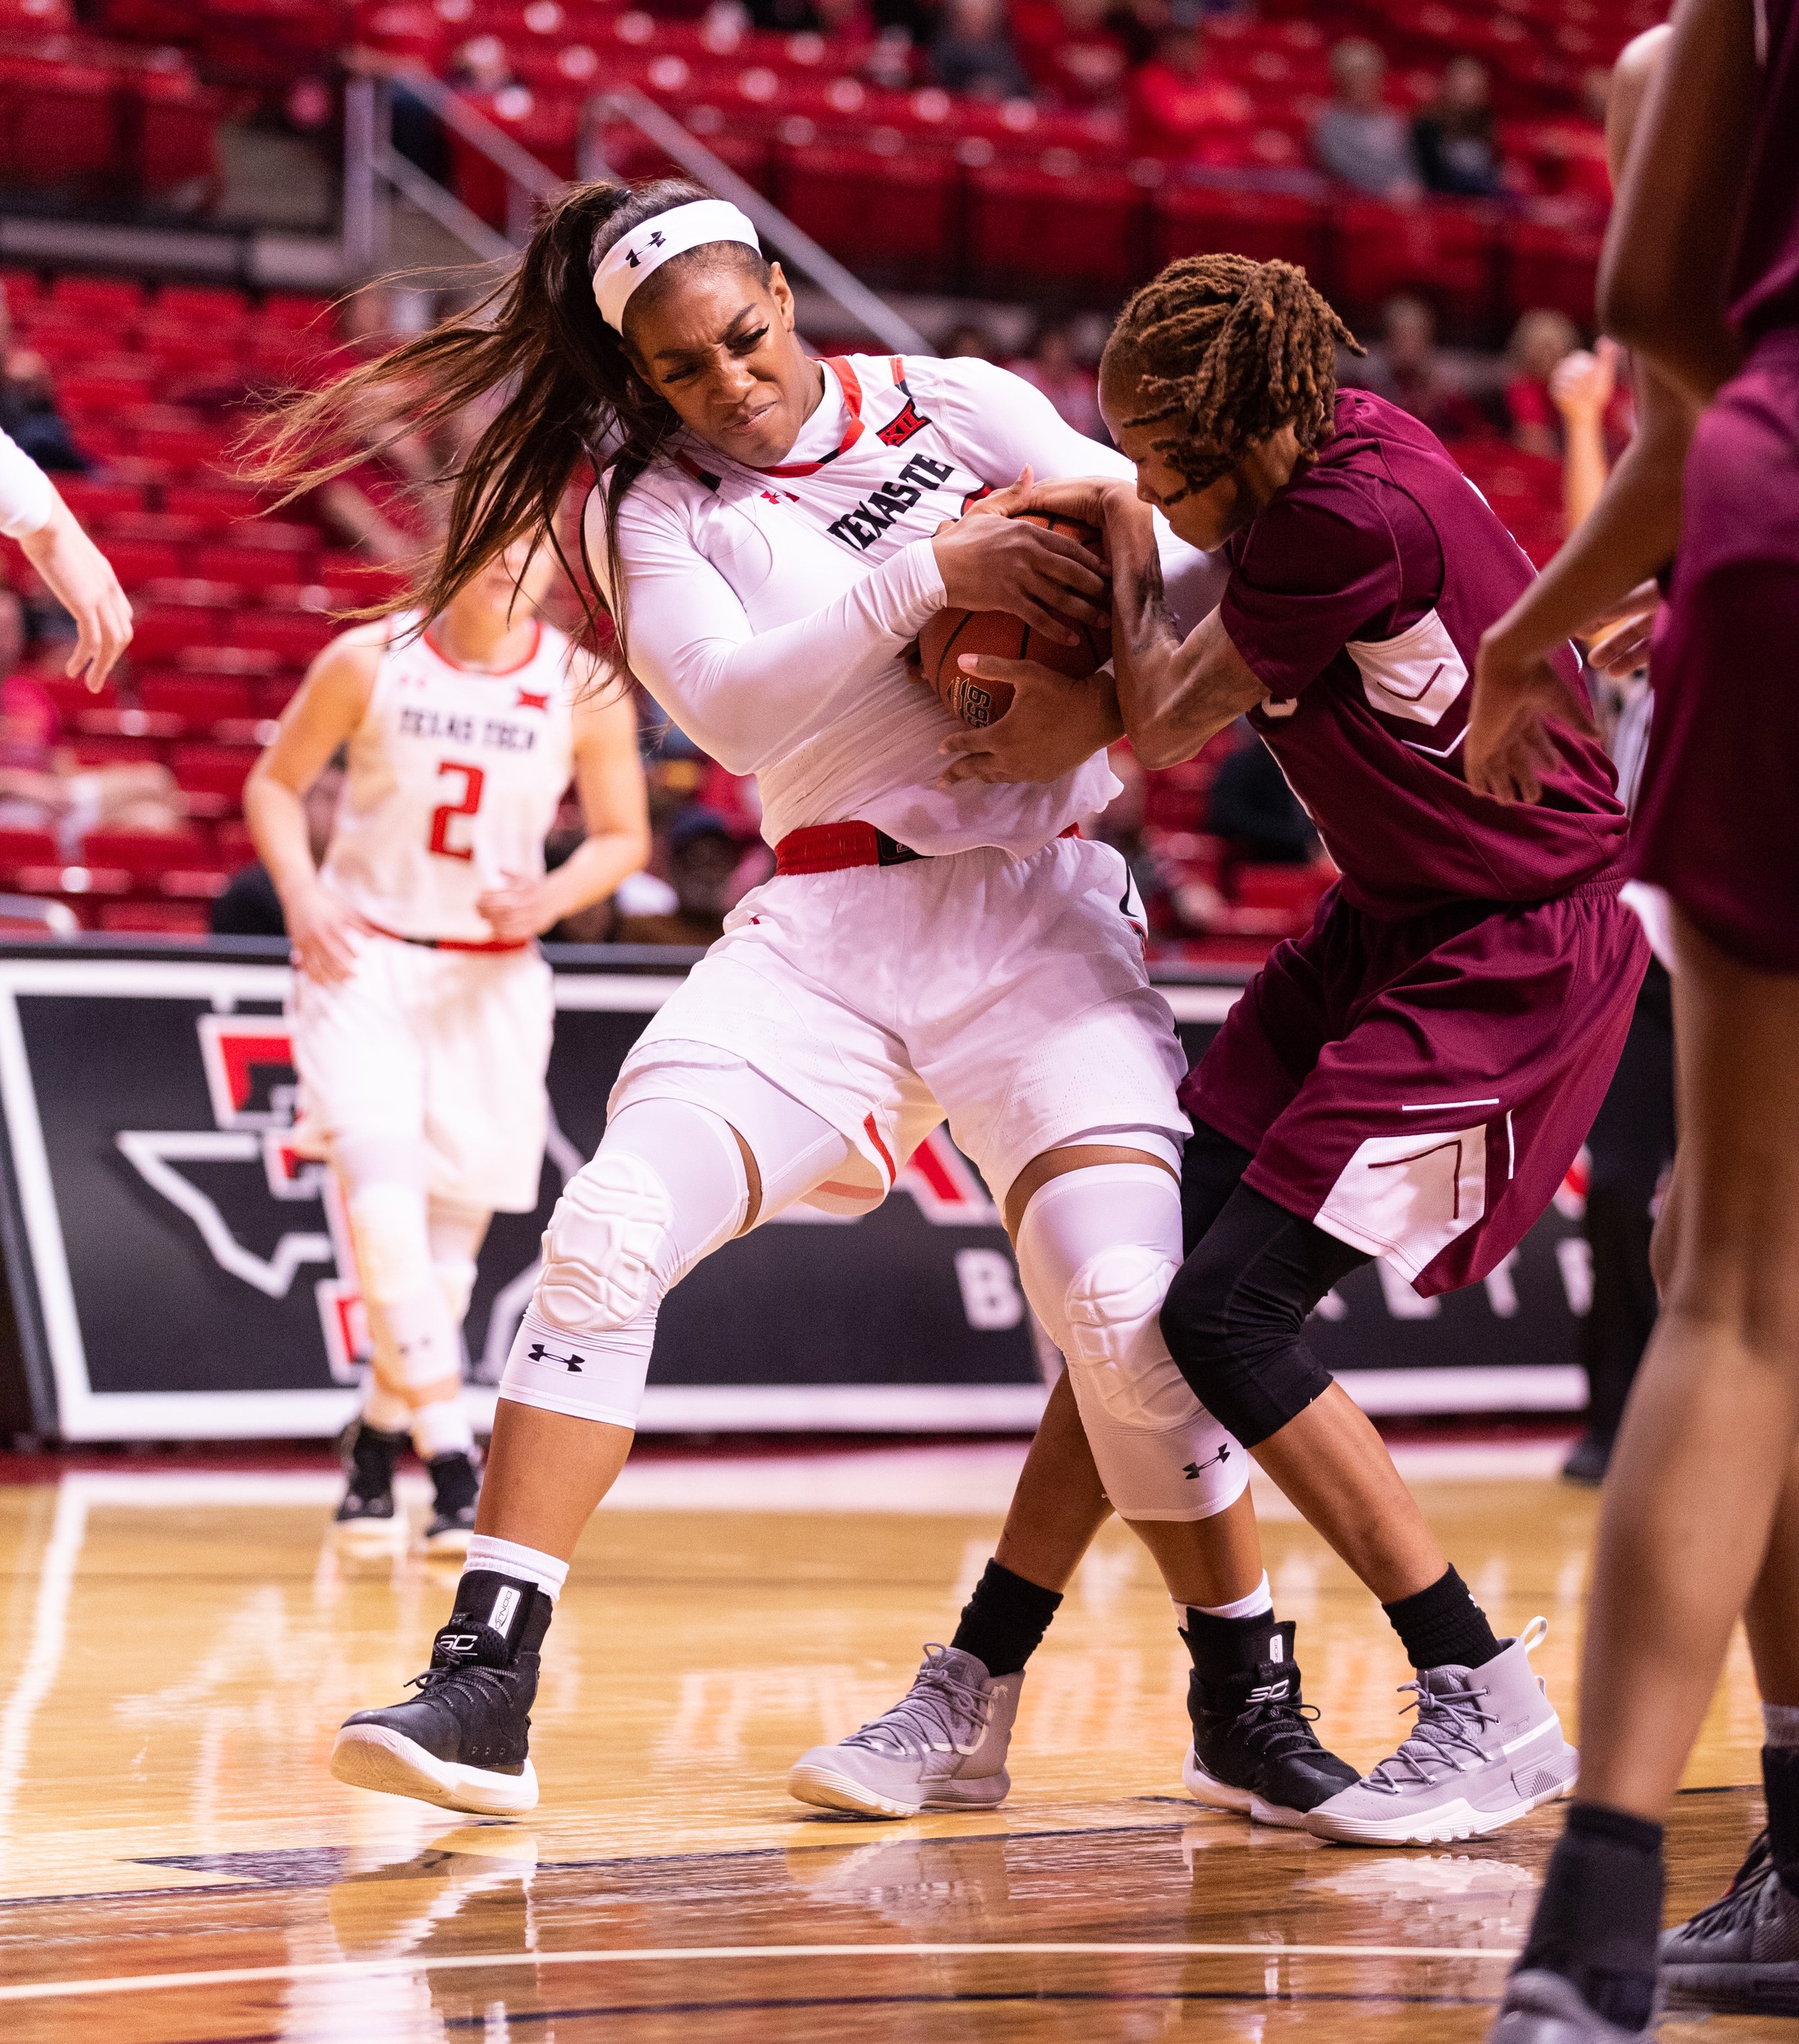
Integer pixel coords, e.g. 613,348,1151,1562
920,512,1111,727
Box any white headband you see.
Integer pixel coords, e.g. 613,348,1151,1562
593,199,762,333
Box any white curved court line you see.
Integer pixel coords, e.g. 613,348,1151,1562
0,1940,1519,2004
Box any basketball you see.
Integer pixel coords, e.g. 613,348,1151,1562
917,512,1110,727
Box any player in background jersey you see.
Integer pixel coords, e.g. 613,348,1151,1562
919,253,1646,1847
254,177,1372,1826
1468,0,1799,2032
244,535,650,1553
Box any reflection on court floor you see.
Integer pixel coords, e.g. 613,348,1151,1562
0,1445,1780,2042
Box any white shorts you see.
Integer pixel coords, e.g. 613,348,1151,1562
611,835,1190,1207
291,935,554,1212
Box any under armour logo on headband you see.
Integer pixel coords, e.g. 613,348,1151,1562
593,199,761,332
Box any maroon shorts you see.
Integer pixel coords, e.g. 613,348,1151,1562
1181,876,1649,1296
1631,327,1799,974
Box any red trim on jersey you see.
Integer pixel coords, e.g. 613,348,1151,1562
757,359,866,478
863,1111,897,1187
422,618,544,677
366,919,530,954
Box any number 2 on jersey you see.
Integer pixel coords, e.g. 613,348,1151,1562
429,760,484,860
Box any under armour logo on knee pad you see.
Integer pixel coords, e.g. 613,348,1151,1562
527,1340,586,1373
1183,1442,1231,1479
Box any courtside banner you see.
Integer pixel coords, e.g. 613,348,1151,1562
0,944,1590,1441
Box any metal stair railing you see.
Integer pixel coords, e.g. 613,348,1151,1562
342,52,927,353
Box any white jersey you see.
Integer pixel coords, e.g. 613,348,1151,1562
603,354,1223,859
322,611,579,943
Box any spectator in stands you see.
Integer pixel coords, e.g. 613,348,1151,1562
1311,37,1421,199
941,318,1001,360
448,35,516,94
1008,317,1104,437
1354,294,1485,439
0,290,84,475
1412,56,1502,198
932,0,1036,102
212,752,346,937
614,808,743,948
1130,25,1254,162
1207,724,1319,864
1503,306,1581,458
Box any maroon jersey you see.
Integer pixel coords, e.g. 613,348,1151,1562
1730,0,1799,340
1219,390,1626,918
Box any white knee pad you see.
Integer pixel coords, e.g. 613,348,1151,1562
1016,1164,1249,1523
427,1204,489,1327
501,1099,749,1429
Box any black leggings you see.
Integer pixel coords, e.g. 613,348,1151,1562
1161,1121,1371,1448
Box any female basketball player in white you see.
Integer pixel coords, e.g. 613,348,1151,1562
245,535,650,1553
270,179,1331,1821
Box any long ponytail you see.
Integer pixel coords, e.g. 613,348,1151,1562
250,176,767,671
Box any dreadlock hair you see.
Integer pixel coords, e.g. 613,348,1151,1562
248,177,775,673
1102,255,1363,496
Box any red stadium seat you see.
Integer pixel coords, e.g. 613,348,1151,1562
232,612,336,664
965,162,1147,296
170,741,260,807
194,545,318,589
98,899,211,935
161,483,276,529
0,64,122,187
775,143,961,290
55,478,144,525
137,676,255,731
1505,217,1603,327
1151,184,1328,278
99,538,185,587
0,826,59,883
78,829,207,883
1333,199,1502,337
135,77,226,195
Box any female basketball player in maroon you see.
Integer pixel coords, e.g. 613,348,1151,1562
925,253,1649,1845
1469,0,1799,2033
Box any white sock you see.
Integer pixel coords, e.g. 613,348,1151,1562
363,1381,411,1434
465,1533,568,1601
412,1396,474,1462
1764,1702,1799,1748
1182,1571,1274,1622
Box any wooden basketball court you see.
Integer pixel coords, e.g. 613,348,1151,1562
0,1440,1781,2041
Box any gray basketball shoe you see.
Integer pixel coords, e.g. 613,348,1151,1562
1486,1968,1654,2040
787,1645,1023,1819
1306,1617,1577,1845
1661,1829,1799,2012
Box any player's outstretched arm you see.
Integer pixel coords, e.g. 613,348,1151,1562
475,676,651,942
244,630,381,983
16,491,133,691
1598,0,1759,406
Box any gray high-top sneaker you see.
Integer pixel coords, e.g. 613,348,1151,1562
787,1645,1023,1819
1487,1968,1654,2040
1661,1830,1799,2012
1306,1617,1577,1845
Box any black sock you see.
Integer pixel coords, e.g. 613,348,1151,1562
1519,1803,1664,2030
950,1559,1062,1678
1382,1565,1503,1670
1765,1744,1799,1897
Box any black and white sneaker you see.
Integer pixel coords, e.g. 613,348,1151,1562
422,1450,482,1556
331,1570,550,1817
1182,1616,1359,1829
332,1422,409,1553
1662,1829,1799,2013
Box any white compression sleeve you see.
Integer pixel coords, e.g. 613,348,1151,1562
334,1135,463,1396
594,483,944,776
0,430,53,539
1014,1163,1250,1524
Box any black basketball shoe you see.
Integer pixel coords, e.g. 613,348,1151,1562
422,1449,482,1556
1182,1614,1359,1828
332,1569,552,1816
332,1421,409,1550
1662,1829,1799,2013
